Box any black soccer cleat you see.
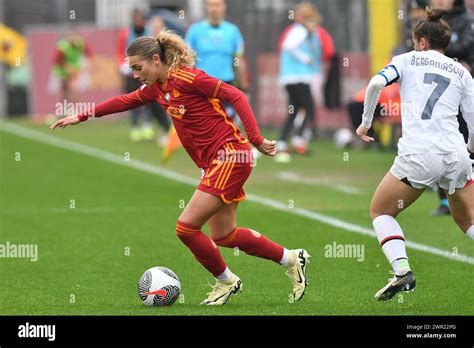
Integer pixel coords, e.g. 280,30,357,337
375,271,416,301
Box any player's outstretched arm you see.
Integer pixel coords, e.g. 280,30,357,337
50,115,82,130
356,74,386,143
50,89,153,131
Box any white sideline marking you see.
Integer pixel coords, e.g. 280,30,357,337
1,121,473,266
277,171,361,194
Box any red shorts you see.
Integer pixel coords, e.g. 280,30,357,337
197,142,254,204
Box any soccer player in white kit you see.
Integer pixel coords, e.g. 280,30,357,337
356,8,474,301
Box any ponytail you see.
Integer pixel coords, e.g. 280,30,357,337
126,30,196,72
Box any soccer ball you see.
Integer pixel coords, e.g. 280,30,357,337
334,128,354,149
138,267,181,306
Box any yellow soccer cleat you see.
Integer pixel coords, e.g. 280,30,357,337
200,274,242,306
286,249,311,301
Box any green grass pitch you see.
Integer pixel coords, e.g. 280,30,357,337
0,118,473,315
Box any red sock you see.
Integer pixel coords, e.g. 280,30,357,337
213,227,284,263
176,221,227,277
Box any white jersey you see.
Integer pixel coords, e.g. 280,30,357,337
378,50,474,156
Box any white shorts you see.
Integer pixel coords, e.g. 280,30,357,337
390,150,473,195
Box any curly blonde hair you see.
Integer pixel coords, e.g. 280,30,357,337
126,30,196,72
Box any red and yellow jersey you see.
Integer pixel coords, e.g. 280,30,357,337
79,67,263,168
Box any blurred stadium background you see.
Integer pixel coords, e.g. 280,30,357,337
3,0,390,130
1,0,473,315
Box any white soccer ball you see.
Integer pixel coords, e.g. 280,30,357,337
334,128,354,149
138,267,181,306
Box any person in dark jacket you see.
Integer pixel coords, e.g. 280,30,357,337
393,0,429,55
442,0,474,73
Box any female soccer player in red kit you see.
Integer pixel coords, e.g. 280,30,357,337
51,31,310,305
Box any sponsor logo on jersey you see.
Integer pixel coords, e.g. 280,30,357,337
166,105,186,119
172,89,181,98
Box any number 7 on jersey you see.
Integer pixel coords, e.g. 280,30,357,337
422,73,450,120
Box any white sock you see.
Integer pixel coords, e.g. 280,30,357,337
373,215,409,274
467,225,474,240
279,248,290,267
391,258,411,276
216,267,234,281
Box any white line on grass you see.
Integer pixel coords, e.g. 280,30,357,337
1,121,473,266
277,171,361,194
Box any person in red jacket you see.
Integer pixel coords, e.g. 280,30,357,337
51,30,311,306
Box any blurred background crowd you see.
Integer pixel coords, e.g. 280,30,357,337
0,0,473,156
